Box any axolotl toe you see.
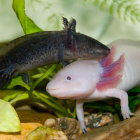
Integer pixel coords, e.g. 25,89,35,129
46,39,140,132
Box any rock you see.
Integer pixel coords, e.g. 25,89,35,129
0,123,42,140
44,118,56,127
84,112,114,129
26,126,68,140
44,118,82,140
44,113,114,139
77,111,140,140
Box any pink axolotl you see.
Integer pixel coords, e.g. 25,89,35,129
46,39,140,132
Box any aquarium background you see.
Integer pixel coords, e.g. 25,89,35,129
0,0,140,44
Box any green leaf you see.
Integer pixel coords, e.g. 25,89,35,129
10,93,29,104
12,0,42,34
131,98,140,106
2,90,20,102
30,64,58,92
129,97,140,112
128,87,140,93
7,76,30,90
0,99,21,132
84,0,140,23
32,73,44,79
32,91,72,117
2,90,29,104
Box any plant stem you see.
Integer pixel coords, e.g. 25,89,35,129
33,91,72,117
73,105,77,119
64,100,72,115
39,92,67,111
30,64,57,93
10,93,29,104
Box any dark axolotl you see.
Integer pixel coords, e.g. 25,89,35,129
0,17,109,88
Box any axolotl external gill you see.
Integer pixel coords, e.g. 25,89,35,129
0,17,109,88
46,39,140,132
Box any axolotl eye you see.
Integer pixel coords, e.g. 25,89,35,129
66,76,71,80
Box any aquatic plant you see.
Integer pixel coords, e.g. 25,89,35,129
83,0,140,23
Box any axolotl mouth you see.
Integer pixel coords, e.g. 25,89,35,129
46,84,71,99
46,83,94,100
46,88,71,99
46,77,80,99
46,86,76,99
46,87,58,96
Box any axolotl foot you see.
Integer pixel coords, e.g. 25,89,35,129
82,127,88,133
121,105,134,119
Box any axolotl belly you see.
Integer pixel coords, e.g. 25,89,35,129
46,39,140,132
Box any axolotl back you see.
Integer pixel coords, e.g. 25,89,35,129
46,39,140,132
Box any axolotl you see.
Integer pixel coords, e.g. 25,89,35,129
46,39,140,132
0,17,109,88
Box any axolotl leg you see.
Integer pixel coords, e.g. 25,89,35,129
76,88,134,133
103,88,134,119
76,100,87,133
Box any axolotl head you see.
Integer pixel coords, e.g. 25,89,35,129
46,60,102,99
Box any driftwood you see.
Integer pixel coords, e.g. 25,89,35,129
77,106,140,140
